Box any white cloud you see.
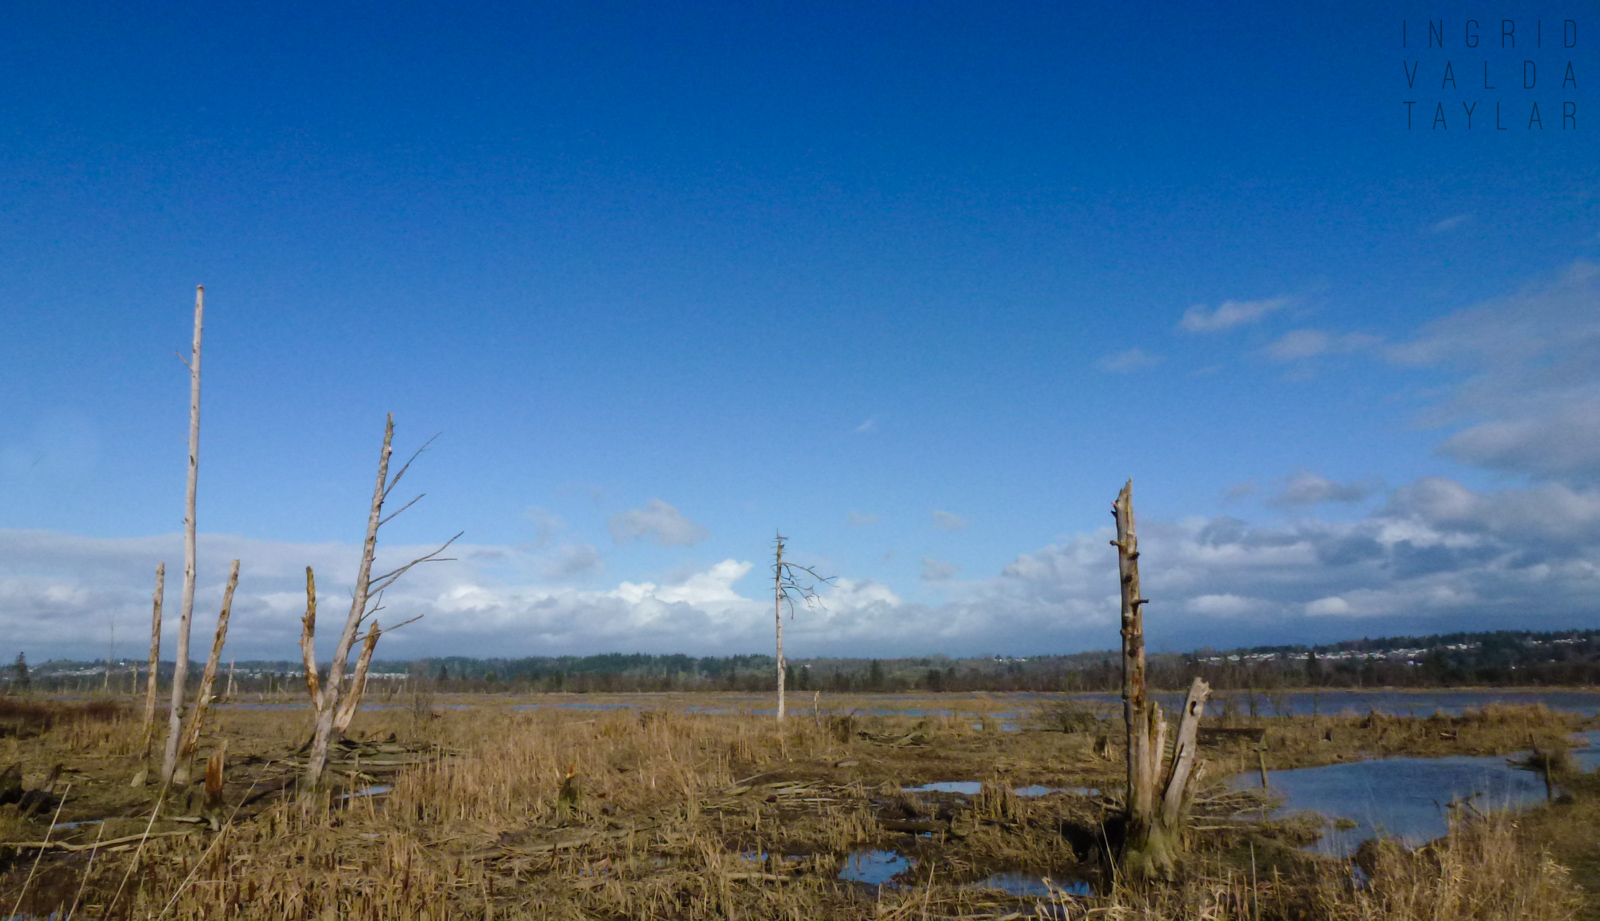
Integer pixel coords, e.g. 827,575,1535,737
608,499,709,547
931,510,967,531
1178,297,1291,333
1306,596,1352,616
1438,399,1600,480
1387,261,1600,482
536,543,602,580
920,557,960,581
613,559,752,607
8,473,1600,659
522,507,565,549
847,511,879,527
1262,329,1380,362
1094,348,1162,373
1187,593,1266,617
854,417,879,434
1429,214,1473,233
1269,469,1381,507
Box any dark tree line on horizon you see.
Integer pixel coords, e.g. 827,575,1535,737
7,628,1598,695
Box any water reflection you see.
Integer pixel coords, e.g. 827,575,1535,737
838,849,911,885
966,871,1093,897
1241,754,1549,855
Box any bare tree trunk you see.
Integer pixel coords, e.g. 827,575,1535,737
300,567,321,709
162,286,204,787
103,621,114,694
174,560,238,784
334,623,380,735
775,535,786,723
139,564,164,766
1114,480,1155,824
225,657,235,703
1113,480,1210,879
304,415,394,792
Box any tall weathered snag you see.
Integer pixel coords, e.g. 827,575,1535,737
162,286,204,786
1112,480,1210,879
771,532,832,723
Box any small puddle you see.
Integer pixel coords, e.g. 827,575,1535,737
966,872,1093,897
340,784,393,801
554,702,636,711
1574,730,1600,773
1238,752,1552,855
839,849,911,885
906,782,1095,798
908,781,983,795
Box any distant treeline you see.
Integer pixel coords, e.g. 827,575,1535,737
6,628,1598,694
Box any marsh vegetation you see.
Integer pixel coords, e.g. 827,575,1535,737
0,690,1595,919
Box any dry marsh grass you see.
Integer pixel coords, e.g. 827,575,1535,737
0,694,1590,919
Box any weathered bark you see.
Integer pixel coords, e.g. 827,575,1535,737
1160,678,1211,828
174,560,238,784
303,415,394,792
139,564,164,760
774,535,786,723
203,741,227,830
1113,481,1210,880
299,567,321,709
1114,481,1155,825
333,623,380,734
161,286,204,787
225,658,235,702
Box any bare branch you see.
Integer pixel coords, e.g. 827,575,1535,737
381,433,440,501
352,613,422,645
378,493,425,528
367,531,463,596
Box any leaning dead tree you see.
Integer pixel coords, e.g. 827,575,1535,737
161,286,205,786
301,414,457,795
173,560,239,785
1112,480,1210,879
772,532,833,723
132,563,164,787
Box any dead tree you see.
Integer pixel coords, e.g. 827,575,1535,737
133,563,164,787
772,532,833,722
300,567,322,710
162,286,205,786
301,414,456,794
174,559,239,784
334,623,381,735
1112,480,1210,879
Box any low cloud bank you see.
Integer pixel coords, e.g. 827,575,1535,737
5,472,1596,660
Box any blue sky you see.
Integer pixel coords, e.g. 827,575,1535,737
1,1,1597,660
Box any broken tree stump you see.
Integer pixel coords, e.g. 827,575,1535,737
1112,480,1211,879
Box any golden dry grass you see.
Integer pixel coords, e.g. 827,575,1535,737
0,693,1589,919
